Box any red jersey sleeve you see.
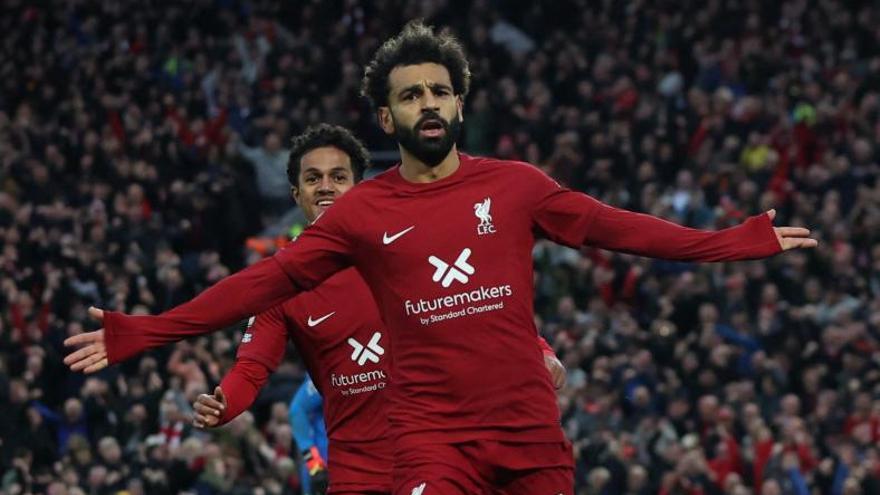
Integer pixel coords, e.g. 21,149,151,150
536,336,555,356
103,205,354,365
273,203,354,290
530,172,601,248
236,304,291,372
528,166,781,261
104,256,297,364
217,357,272,425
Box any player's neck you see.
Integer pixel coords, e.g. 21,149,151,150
398,146,460,183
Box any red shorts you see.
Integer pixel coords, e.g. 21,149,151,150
329,438,393,494
392,438,573,495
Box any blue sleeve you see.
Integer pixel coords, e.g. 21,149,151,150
788,468,810,495
299,460,312,495
831,461,849,495
715,323,760,351
314,411,328,460
301,376,324,418
289,375,324,453
32,401,61,423
301,379,328,459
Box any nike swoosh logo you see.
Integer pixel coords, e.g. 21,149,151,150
382,226,415,245
307,312,336,327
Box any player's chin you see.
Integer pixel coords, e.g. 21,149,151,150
417,136,449,150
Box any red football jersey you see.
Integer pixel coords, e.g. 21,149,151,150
233,268,391,443
226,267,393,492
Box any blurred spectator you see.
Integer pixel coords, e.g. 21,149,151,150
236,132,292,218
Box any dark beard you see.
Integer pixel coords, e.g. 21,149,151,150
393,112,461,167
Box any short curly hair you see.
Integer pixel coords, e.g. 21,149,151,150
361,20,471,109
287,124,370,186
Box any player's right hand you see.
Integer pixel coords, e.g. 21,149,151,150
543,353,566,389
192,386,227,428
63,307,109,373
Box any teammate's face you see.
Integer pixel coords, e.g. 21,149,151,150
379,63,463,167
292,146,356,223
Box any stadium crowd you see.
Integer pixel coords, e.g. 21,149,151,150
1,0,879,493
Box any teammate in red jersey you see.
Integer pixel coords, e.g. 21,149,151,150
65,22,816,495
204,125,393,494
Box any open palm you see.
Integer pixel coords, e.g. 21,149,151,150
768,209,818,251
63,307,109,373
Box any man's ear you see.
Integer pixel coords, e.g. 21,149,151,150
291,185,301,205
378,107,395,135
456,96,464,122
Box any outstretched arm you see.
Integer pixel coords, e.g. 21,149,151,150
531,170,816,262
64,221,351,372
64,255,295,371
579,205,814,260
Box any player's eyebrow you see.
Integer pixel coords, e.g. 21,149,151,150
426,82,453,92
302,166,351,175
397,84,424,98
397,82,453,98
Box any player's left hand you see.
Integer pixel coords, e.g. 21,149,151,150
767,209,818,251
63,307,109,373
544,353,566,389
